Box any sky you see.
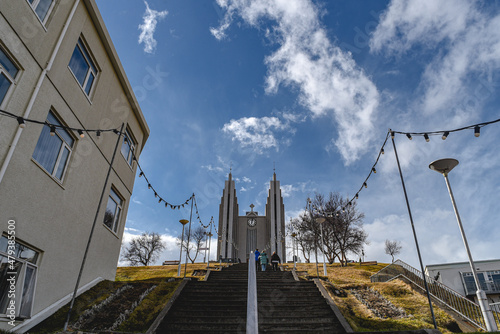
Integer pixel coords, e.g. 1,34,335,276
94,0,500,269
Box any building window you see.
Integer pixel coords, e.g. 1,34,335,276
0,48,19,106
104,188,123,233
32,111,74,181
68,38,98,96
0,236,39,318
120,128,136,166
27,0,55,24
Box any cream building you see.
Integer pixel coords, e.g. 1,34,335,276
0,0,149,331
425,259,500,304
217,172,286,263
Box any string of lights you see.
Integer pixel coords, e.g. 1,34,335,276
0,109,121,137
344,117,500,213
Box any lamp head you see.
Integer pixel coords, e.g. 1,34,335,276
429,158,459,175
316,217,326,224
179,219,189,225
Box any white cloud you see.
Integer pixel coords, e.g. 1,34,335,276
222,116,292,153
242,176,252,183
132,197,142,205
202,164,225,173
370,0,500,114
212,0,379,164
138,1,168,54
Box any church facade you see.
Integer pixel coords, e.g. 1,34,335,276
217,172,286,263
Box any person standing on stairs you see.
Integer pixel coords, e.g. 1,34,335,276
255,249,261,271
271,251,281,271
259,251,269,271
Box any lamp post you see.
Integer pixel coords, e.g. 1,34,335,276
207,231,213,270
316,217,327,276
429,158,498,332
291,232,297,269
177,219,189,277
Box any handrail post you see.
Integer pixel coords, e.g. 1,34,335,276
247,252,258,334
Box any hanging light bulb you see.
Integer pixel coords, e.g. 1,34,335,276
355,193,359,199
391,131,395,139
442,131,449,140
158,198,162,203
363,182,367,188
77,130,84,138
424,133,430,142
139,172,144,177
372,167,377,173
381,148,385,155
50,125,56,136
165,202,168,207
17,117,26,128
148,184,152,189
96,130,101,137
474,126,480,137
154,192,158,198
406,133,412,140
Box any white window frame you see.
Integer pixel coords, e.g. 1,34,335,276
103,187,123,234
0,46,20,108
26,0,56,26
32,111,75,182
121,128,136,167
68,38,98,98
0,236,39,319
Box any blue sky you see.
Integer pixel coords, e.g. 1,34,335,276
94,0,500,268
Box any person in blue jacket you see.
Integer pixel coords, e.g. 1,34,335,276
255,249,261,271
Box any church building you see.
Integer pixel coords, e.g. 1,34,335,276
217,172,286,263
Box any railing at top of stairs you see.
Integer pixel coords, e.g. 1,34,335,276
370,259,493,331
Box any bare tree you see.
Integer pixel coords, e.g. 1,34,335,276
385,239,402,263
311,192,367,266
177,226,206,263
122,232,166,266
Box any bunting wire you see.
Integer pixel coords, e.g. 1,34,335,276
0,109,120,136
345,117,500,211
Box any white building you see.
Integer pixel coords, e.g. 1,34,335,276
0,0,149,331
425,259,500,304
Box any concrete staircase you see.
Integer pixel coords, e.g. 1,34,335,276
256,269,346,333
155,264,248,333
155,264,347,333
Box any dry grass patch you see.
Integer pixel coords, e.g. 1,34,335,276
116,263,222,281
288,263,461,333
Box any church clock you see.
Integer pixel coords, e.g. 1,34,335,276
247,218,257,227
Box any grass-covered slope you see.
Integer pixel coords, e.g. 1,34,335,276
287,262,463,333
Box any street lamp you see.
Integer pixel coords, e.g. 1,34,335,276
177,219,189,277
207,232,213,270
316,217,327,276
291,232,297,269
429,158,498,332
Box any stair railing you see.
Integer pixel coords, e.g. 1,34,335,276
247,251,258,334
371,259,491,330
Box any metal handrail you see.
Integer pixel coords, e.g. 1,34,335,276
247,252,258,334
491,302,500,325
371,260,490,330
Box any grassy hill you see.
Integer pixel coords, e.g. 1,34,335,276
30,262,476,333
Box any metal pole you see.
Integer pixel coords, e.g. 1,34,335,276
184,196,194,278
177,223,185,277
207,221,213,270
391,132,438,329
63,123,124,331
320,222,327,276
443,173,498,331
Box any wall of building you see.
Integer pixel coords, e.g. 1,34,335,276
0,0,149,329
426,260,500,304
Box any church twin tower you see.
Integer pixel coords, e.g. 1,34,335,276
217,172,286,263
